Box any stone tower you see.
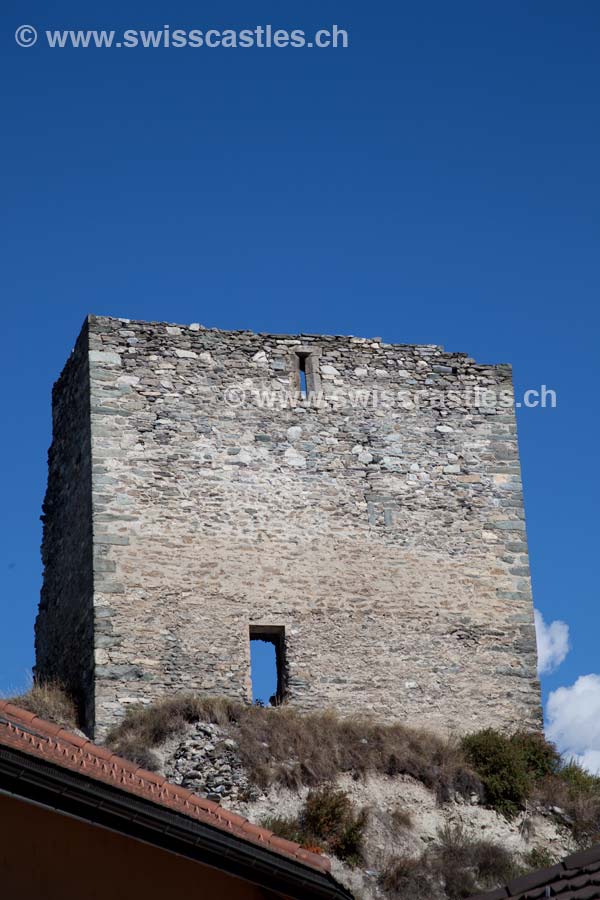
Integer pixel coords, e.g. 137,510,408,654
35,315,541,737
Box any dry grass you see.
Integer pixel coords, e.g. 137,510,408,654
380,824,520,900
260,814,305,846
236,706,481,802
106,695,482,800
105,695,242,769
104,693,600,849
7,682,78,730
381,854,440,900
435,824,520,898
534,761,600,847
390,806,413,832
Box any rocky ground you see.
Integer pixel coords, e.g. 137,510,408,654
157,719,575,900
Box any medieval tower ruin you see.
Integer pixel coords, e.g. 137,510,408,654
35,315,541,737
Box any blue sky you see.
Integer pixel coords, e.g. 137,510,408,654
1,2,599,751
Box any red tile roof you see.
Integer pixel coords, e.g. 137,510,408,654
471,843,600,899
0,699,329,874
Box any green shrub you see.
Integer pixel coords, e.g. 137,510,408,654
511,731,560,780
523,847,556,869
461,729,559,818
461,729,531,818
462,727,600,837
303,787,368,866
559,760,600,793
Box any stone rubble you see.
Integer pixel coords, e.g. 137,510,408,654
164,721,257,804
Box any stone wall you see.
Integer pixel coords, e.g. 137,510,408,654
36,315,541,737
35,324,95,731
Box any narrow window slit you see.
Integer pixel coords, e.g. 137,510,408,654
290,347,321,402
298,355,308,398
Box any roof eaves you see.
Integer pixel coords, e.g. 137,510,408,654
0,701,350,898
0,738,351,900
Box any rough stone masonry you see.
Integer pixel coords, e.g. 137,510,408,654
35,315,541,737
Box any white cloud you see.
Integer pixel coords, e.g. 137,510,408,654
534,608,570,674
573,750,600,776
546,674,600,774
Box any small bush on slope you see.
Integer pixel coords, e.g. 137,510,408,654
389,806,413,833
381,854,439,900
461,729,561,819
380,824,520,900
435,824,520,898
461,729,530,818
461,730,600,847
522,847,557,869
263,787,368,866
304,788,368,866
536,760,600,847
260,815,304,846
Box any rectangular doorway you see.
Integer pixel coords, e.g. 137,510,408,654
249,625,287,706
